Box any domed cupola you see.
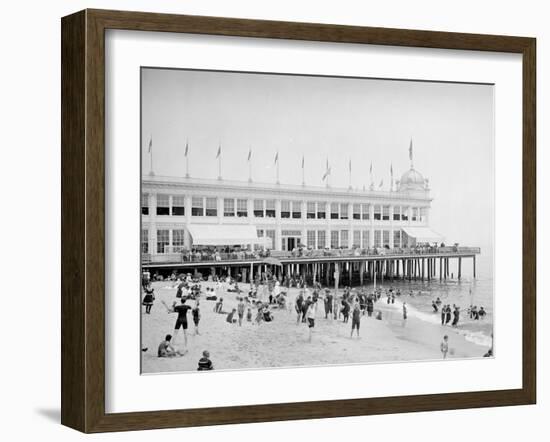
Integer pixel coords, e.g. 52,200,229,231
396,139,429,192
398,167,426,191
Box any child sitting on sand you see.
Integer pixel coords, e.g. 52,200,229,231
246,307,253,322
157,334,185,358
197,350,214,371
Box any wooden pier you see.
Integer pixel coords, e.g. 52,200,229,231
143,248,480,286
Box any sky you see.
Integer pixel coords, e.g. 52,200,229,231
141,68,494,255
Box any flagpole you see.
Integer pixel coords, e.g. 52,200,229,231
301,155,305,186
248,148,252,183
217,143,222,180
185,140,189,178
369,163,373,190
149,135,154,176
276,152,280,185
409,138,414,169
348,159,352,190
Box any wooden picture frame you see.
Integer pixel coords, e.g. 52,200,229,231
61,9,536,433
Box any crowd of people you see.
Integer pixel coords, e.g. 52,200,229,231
143,241,468,267
142,268,492,369
430,296,487,328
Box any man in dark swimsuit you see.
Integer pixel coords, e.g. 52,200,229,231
169,297,193,348
324,289,333,319
452,305,460,327
295,292,304,324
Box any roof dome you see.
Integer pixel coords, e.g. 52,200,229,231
398,167,426,191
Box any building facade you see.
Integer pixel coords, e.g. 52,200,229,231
141,166,441,261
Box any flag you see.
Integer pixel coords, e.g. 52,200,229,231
148,136,152,153
349,159,352,173
390,163,393,176
247,148,252,162
379,179,384,188
409,138,413,161
274,151,279,165
322,158,331,180
184,140,189,157
369,162,372,174
301,155,305,169
216,144,221,159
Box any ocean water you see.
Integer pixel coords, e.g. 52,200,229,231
361,252,494,348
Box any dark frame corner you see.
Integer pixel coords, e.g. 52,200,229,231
61,9,536,433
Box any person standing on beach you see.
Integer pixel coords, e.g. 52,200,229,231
350,303,361,338
366,297,374,317
166,297,193,348
192,300,201,335
306,299,318,343
237,297,246,326
402,302,408,320
452,305,460,327
341,298,351,323
324,289,333,319
142,284,155,314
302,296,312,324
441,305,446,325
440,335,449,359
295,291,304,324
445,305,452,325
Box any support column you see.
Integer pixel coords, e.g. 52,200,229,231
458,257,462,280
473,256,476,278
421,258,425,281
427,259,430,281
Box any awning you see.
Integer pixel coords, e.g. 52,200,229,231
187,224,260,246
402,227,444,243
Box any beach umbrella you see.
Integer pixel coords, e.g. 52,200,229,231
263,257,282,266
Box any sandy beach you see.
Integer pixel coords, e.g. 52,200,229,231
141,281,491,374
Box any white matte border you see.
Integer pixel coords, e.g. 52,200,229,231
105,30,522,413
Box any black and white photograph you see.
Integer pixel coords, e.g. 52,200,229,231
139,67,494,374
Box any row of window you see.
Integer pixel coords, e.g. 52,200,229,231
142,228,405,254
303,229,402,249
142,228,186,254
142,194,427,221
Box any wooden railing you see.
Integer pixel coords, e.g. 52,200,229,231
142,246,480,265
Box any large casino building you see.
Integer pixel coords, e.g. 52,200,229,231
141,155,444,264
